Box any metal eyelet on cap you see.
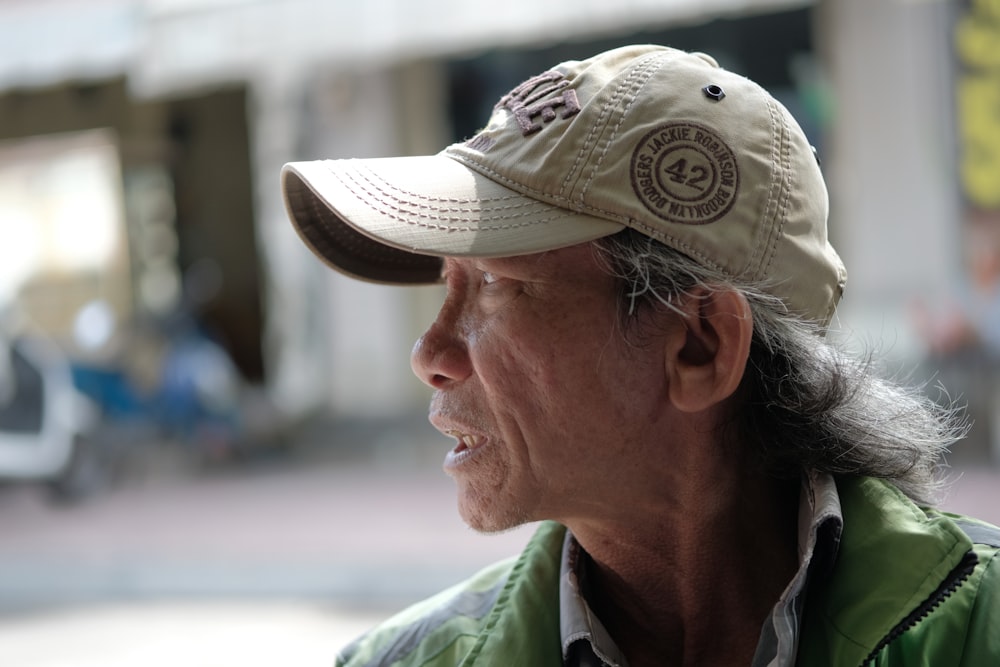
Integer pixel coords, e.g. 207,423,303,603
702,84,726,101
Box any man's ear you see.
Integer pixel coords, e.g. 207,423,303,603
664,288,752,413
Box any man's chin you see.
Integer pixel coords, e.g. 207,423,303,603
457,500,533,536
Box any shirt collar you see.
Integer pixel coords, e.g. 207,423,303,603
558,472,844,667
758,471,843,667
559,530,629,667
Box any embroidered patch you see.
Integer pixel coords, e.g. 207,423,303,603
630,122,739,225
497,70,581,136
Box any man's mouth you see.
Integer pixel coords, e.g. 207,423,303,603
448,431,486,453
443,430,488,470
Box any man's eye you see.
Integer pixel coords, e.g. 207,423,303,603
481,271,498,285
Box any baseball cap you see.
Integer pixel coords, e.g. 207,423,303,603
281,44,847,326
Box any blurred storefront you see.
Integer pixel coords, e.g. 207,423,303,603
0,0,990,434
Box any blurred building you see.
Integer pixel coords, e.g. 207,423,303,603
0,0,992,424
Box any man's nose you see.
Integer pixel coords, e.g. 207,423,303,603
410,308,472,389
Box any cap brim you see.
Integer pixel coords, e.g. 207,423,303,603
281,154,624,284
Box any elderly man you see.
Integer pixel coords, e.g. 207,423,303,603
281,45,999,667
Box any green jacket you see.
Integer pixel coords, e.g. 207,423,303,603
798,477,1000,666
337,477,1000,666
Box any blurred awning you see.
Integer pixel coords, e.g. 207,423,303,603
0,0,811,97
0,0,140,90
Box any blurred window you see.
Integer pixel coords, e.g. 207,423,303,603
0,129,131,343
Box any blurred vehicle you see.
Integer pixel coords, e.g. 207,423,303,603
70,317,245,460
69,298,289,465
0,328,108,501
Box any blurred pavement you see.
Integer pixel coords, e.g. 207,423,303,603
0,416,537,609
0,414,998,665
0,415,538,665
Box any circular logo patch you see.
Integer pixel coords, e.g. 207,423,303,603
630,122,739,225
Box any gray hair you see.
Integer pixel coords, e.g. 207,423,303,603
594,229,964,505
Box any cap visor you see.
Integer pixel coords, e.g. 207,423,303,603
281,154,623,284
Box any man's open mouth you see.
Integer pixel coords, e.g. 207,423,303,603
449,431,485,453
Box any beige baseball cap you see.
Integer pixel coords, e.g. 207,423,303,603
282,44,847,326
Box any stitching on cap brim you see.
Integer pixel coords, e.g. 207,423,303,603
281,156,623,280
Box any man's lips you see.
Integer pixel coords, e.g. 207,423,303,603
430,410,490,467
429,411,487,451
447,430,486,453
435,423,490,470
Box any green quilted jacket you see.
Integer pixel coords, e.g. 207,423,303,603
337,476,1000,666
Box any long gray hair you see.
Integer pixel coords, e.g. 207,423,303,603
594,229,964,505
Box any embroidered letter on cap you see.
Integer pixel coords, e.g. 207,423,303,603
497,71,581,136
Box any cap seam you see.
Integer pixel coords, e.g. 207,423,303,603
747,97,784,282
624,218,733,276
569,52,664,204
761,102,793,283
452,157,627,224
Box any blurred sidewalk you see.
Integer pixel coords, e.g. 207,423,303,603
0,414,538,665
0,600,388,667
0,415,538,611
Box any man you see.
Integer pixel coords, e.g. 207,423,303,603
281,45,999,666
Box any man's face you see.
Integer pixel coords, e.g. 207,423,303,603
410,243,676,533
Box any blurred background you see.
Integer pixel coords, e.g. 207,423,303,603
1,0,999,664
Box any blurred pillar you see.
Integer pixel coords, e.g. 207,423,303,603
816,0,962,358
249,67,332,418
251,60,449,419
311,61,450,418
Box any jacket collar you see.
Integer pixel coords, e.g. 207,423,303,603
798,476,974,666
462,521,566,666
